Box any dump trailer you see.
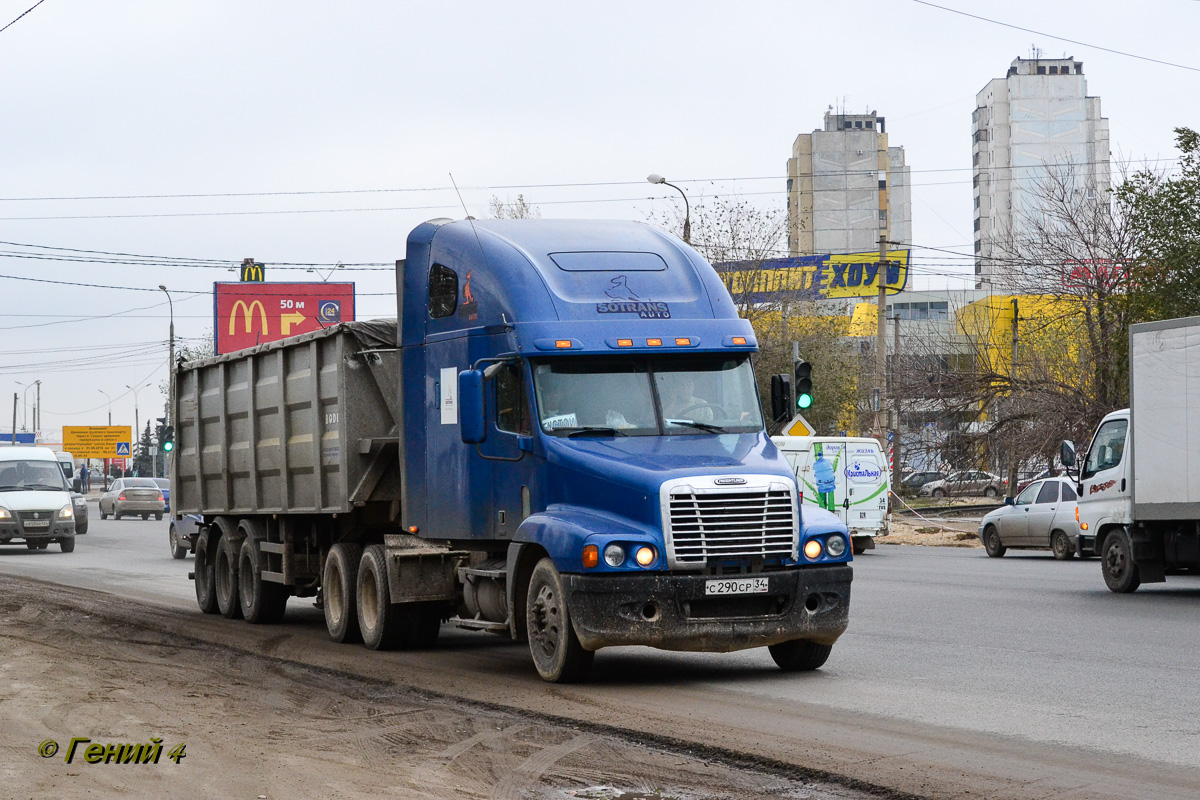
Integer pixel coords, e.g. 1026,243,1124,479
1069,315,1200,592
174,218,853,681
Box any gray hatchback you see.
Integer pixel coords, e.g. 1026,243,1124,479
979,477,1080,559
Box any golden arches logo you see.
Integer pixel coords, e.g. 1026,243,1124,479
241,264,265,281
230,300,269,335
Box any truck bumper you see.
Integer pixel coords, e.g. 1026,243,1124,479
561,565,852,653
1077,533,1097,557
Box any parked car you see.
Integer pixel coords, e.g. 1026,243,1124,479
918,470,1005,498
978,477,1080,559
72,492,88,534
154,478,170,512
900,471,945,493
1016,467,1066,493
168,514,200,559
98,478,165,520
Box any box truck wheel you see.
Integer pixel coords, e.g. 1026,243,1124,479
194,528,219,614
1102,529,1141,593
324,542,362,644
238,537,288,624
214,532,244,620
768,639,833,671
525,558,593,683
357,545,404,650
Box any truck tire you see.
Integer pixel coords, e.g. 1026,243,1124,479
1051,530,1075,560
525,558,593,683
169,523,188,560
214,529,244,619
238,537,288,624
1102,530,1141,593
324,542,362,643
357,545,404,651
983,525,1006,558
768,639,833,671
59,537,75,553
194,528,219,614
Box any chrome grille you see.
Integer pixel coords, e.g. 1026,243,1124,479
662,478,798,567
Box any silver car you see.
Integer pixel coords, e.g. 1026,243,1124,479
979,477,1080,559
919,470,1004,498
99,478,165,521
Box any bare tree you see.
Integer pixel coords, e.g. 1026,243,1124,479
489,194,541,219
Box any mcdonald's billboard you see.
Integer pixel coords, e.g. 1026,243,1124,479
214,282,356,354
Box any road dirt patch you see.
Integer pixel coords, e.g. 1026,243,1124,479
0,576,880,800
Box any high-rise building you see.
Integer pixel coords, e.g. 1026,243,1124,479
787,110,911,257
972,56,1109,289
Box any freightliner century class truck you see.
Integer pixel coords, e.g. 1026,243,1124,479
173,219,853,681
1063,315,1200,593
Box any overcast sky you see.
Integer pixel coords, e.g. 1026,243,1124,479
1,0,1195,440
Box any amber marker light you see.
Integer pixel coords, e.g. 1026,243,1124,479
408,525,419,533
803,540,823,560
555,340,572,348
731,336,747,345
635,546,656,566
582,544,600,568
646,338,662,346
617,339,633,347
675,338,691,346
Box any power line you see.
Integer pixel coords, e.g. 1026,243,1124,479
0,0,45,35
911,0,1200,73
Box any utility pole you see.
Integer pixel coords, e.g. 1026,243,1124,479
1006,297,1020,497
891,313,902,485
873,233,888,445
10,394,15,444
35,381,40,437
1010,297,1019,374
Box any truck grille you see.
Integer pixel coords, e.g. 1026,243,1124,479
662,479,798,568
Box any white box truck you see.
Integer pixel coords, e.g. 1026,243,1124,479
773,435,890,555
1066,315,1200,592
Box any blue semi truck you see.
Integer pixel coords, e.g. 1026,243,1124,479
174,218,852,682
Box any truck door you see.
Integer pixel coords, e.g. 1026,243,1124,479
479,361,536,539
1080,418,1129,523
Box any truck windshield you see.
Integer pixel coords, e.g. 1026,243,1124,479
0,460,69,491
532,355,764,436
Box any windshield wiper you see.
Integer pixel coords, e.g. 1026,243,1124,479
27,486,68,491
666,419,730,433
0,485,23,491
562,426,628,438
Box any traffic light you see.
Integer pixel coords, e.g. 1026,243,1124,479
770,374,792,423
794,361,813,409
161,425,175,453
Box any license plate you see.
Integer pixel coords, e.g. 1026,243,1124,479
704,577,769,595
24,520,50,529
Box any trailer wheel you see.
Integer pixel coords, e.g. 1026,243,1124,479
525,558,593,683
1102,529,1141,593
214,531,244,619
768,639,833,671
357,545,403,650
238,537,288,624
194,528,219,614
1051,530,1075,560
324,542,362,643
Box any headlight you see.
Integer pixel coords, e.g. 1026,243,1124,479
634,546,656,567
825,534,847,558
0,507,10,519
603,543,625,567
58,505,74,519
803,540,823,560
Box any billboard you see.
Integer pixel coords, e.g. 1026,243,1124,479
717,250,910,303
214,282,356,355
63,426,133,459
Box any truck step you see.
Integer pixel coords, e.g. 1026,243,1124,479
454,618,509,633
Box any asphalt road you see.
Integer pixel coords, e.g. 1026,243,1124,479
4,511,1199,799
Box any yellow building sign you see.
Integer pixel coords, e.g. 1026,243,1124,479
63,426,134,459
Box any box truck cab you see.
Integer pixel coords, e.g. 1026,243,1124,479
772,436,889,554
0,446,76,552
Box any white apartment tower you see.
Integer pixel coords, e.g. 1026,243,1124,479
973,56,1110,289
787,110,912,256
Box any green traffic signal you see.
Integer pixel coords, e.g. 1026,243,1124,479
162,441,174,452
794,361,813,409
797,393,813,409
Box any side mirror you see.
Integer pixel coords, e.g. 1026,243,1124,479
1059,440,1076,468
458,369,486,444
1004,496,1014,506
770,374,792,424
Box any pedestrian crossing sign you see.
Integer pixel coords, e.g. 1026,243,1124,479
115,442,130,456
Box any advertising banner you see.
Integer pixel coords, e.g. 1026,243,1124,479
214,282,356,355
717,249,910,302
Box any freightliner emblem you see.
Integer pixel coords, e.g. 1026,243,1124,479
714,477,747,485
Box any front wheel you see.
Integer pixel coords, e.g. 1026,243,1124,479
1102,530,1141,593
932,488,947,499
983,486,999,498
526,558,593,683
768,639,832,671
983,525,1006,558
100,506,108,520
169,525,188,560
59,537,75,553
1052,531,1075,561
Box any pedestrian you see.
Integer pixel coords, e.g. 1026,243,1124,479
79,464,89,493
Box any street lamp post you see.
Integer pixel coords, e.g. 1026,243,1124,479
127,382,151,471
158,286,174,426
99,389,113,490
647,173,691,244
16,380,40,432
